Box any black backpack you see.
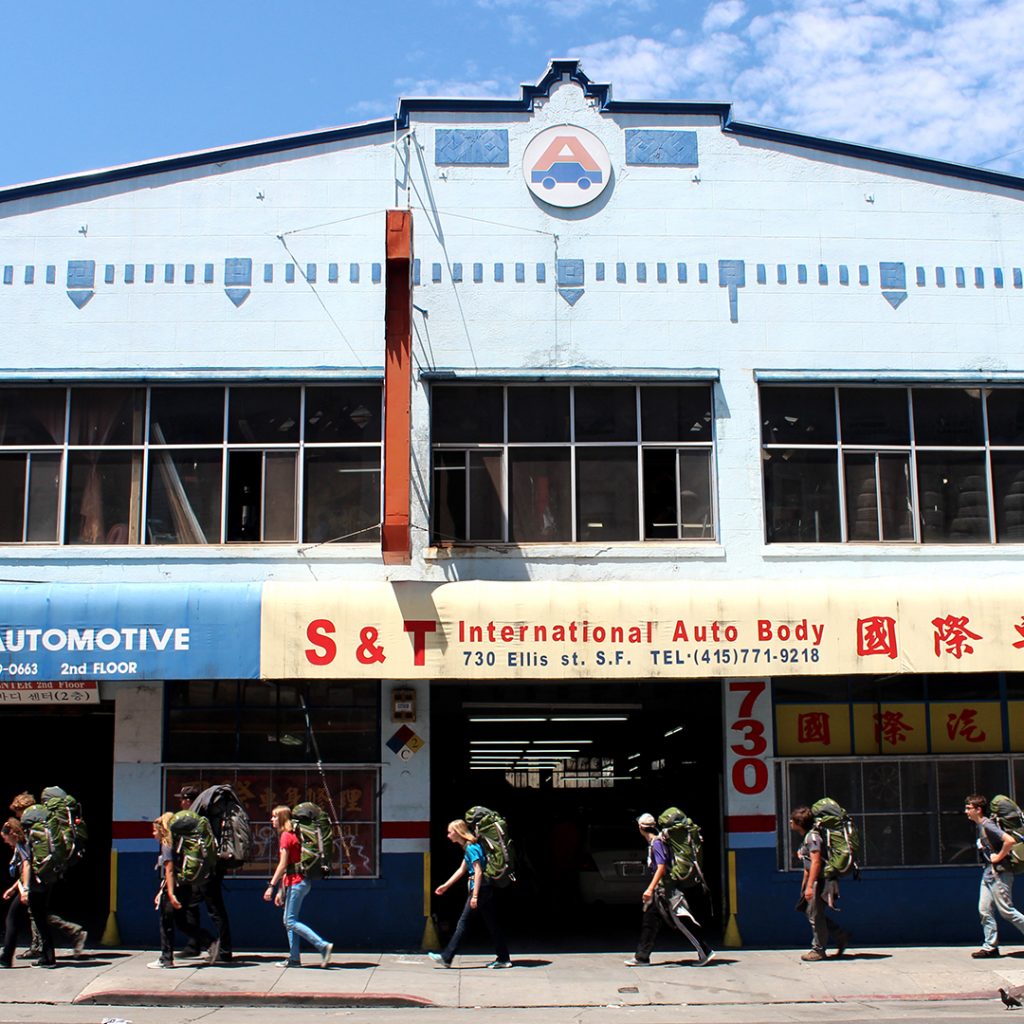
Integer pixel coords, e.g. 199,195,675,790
190,784,252,869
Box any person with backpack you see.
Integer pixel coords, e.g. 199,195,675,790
1,818,56,968
789,806,850,961
428,818,511,969
8,791,86,961
964,793,1024,958
624,813,714,967
148,813,220,970
263,805,333,968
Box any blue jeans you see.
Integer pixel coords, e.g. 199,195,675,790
979,871,1024,949
282,879,328,962
441,885,509,964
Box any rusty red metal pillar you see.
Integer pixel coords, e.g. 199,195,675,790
381,209,412,564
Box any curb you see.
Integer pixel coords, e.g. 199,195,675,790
73,990,434,1009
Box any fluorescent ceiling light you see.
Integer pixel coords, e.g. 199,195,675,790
470,740,531,745
469,716,547,723
627,752,641,760
533,739,593,744
664,725,683,737
470,766,516,771
550,716,627,722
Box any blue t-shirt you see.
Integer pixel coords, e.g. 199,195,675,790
464,841,487,891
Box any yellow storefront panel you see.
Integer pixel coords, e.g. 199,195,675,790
929,702,1003,753
852,703,928,754
775,705,852,756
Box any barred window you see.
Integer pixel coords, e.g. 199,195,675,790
431,383,716,544
0,383,382,544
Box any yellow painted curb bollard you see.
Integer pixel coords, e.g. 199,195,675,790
421,851,441,950
723,849,742,948
100,848,120,947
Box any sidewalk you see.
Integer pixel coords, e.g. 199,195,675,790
3,946,1024,1010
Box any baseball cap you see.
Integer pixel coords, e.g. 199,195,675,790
173,785,201,801
637,813,657,827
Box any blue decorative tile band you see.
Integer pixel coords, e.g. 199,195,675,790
625,129,698,166
434,128,509,165
557,259,584,287
67,261,95,288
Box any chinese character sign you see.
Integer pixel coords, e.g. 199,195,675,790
776,705,852,756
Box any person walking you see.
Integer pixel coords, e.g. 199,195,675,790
624,813,714,967
965,794,1024,958
789,806,849,961
8,792,86,961
263,805,332,968
428,818,510,969
1,818,56,968
148,813,220,970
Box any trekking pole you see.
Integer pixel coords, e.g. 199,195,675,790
299,693,344,875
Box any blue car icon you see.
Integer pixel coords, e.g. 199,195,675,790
531,162,603,190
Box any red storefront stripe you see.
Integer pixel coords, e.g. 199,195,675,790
725,815,776,833
113,821,156,839
381,821,429,839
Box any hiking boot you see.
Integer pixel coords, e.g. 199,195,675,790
834,930,851,957
32,959,57,969
972,947,1001,958
487,959,513,968
801,949,826,962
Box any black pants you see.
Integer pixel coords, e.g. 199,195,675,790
442,886,509,964
2,887,55,966
635,888,712,962
183,862,231,957
159,884,213,965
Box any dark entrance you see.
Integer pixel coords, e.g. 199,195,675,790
3,702,115,941
429,680,723,951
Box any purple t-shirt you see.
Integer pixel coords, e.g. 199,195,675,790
647,837,670,876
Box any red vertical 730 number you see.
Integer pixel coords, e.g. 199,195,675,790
729,680,768,795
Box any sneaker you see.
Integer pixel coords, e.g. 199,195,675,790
801,949,826,962
487,959,513,968
147,960,174,970
275,960,301,968
427,952,451,968
972,947,1001,958
206,938,221,965
624,958,652,966
696,948,716,967
72,933,87,959
320,942,333,968
834,930,851,957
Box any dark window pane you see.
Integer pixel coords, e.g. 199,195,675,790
65,451,141,543
987,388,1024,445
574,387,637,442
861,814,902,866
264,453,297,541
510,448,571,542
0,388,65,445
912,388,984,446
69,387,144,445
844,453,878,541
763,449,840,542
0,455,26,541
643,449,677,539
641,386,712,442
147,450,222,544
305,385,382,443
303,450,380,544
432,451,465,542
468,451,503,541
576,448,638,541
839,388,909,445
226,451,262,542
863,761,902,812
679,450,713,538
431,386,503,443
845,453,913,541
917,451,989,542
150,387,225,444
878,455,914,540
228,387,300,443
993,452,1024,542
760,387,836,445
508,386,569,442
26,453,60,542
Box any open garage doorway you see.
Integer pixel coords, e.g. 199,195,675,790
429,679,723,951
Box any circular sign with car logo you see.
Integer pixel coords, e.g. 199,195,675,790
522,124,611,208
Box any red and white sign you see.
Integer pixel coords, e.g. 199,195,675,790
0,680,99,705
723,678,776,846
522,124,611,208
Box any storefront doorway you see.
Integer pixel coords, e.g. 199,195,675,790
429,679,723,950
3,702,115,939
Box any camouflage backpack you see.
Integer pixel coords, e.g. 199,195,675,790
20,802,75,884
168,809,217,886
657,807,707,891
988,795,1024,874
41,786,87,869
291,802,335,880
811,797,861,880
465,806,516,887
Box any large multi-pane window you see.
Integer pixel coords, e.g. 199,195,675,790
431,383,716,544
761,384,1024,543
0,383,382,544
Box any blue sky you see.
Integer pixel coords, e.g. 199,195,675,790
4,0,1024,188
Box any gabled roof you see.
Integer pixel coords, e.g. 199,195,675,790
2,58,1022,203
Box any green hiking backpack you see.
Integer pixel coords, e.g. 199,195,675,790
988,795,1024,874
20,802,74,884
657,807,707,891
168,809,217,887
292,802,334,880
465,805,516,887
811,797,861,880
40,786,87,869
